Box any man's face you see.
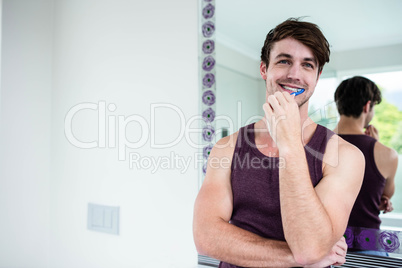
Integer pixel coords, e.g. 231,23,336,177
260,37,321,108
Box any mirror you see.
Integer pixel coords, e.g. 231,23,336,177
214,0,402,135
204,0,402,259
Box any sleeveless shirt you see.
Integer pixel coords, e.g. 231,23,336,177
339,134,385,230
219,123,335,268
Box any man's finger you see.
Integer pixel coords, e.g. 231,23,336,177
267,94,281,112
274,92,289,107
263,103,273,116
335,245,347,257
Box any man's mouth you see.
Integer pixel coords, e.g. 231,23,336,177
280,84,305,95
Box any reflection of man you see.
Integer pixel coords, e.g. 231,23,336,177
334,76,398,256
193,18,364,267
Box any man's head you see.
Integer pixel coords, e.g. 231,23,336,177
260,18,330,75
259,18,330,110
334,76,382,122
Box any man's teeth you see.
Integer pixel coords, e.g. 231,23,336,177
282,85,303,92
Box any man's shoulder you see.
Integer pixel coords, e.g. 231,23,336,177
211,131,239,158
374,140,398,158
215,131,239,147
326,130,368,153
326,132,359,152
373,140,399,171
323,133,365,168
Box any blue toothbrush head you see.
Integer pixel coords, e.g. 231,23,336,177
290,88,305,96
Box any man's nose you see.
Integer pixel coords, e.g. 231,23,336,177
286,64,301,80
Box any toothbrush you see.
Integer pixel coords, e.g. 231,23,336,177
290,88,305,96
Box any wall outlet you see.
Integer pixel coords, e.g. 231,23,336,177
87,203,119,235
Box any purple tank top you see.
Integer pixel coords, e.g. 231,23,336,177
339,134,385,230
219,123,334,268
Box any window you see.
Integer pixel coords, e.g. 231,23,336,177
309,77,339,130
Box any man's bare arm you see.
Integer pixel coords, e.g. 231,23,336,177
193,135,300,267
263,92,364,265
377,143,398,212
374,142,398,199
279,135,364,265
367,125,397,200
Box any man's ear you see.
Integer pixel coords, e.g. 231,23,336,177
260,62,267,80
363,101,371,113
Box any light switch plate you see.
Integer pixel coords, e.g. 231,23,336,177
87,203,119,235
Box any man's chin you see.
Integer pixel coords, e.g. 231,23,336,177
297,98,309,108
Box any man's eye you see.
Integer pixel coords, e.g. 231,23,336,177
278,60,289,64
304,63,314,68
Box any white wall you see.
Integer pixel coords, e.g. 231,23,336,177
216,42,265,137
1,0,199,267
322,43,402,78
0,0,52,267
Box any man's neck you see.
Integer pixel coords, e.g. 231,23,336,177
255,115,317,147
335,115,365,135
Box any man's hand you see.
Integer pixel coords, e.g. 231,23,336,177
262,92,301,148
364,125,379,140
304,237,347,268
379,194,394,214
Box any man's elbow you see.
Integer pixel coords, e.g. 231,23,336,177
193,231,206,255
292,246,329,266
193,223,213,256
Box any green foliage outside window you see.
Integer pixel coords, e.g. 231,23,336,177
371,95,402,154
390,122,402,154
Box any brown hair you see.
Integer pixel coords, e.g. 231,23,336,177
334,76,382,118
260,17,330,74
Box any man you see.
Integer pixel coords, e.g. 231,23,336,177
193,18,364,267
334,76,398,256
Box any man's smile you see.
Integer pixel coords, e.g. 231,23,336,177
280,84,305,94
